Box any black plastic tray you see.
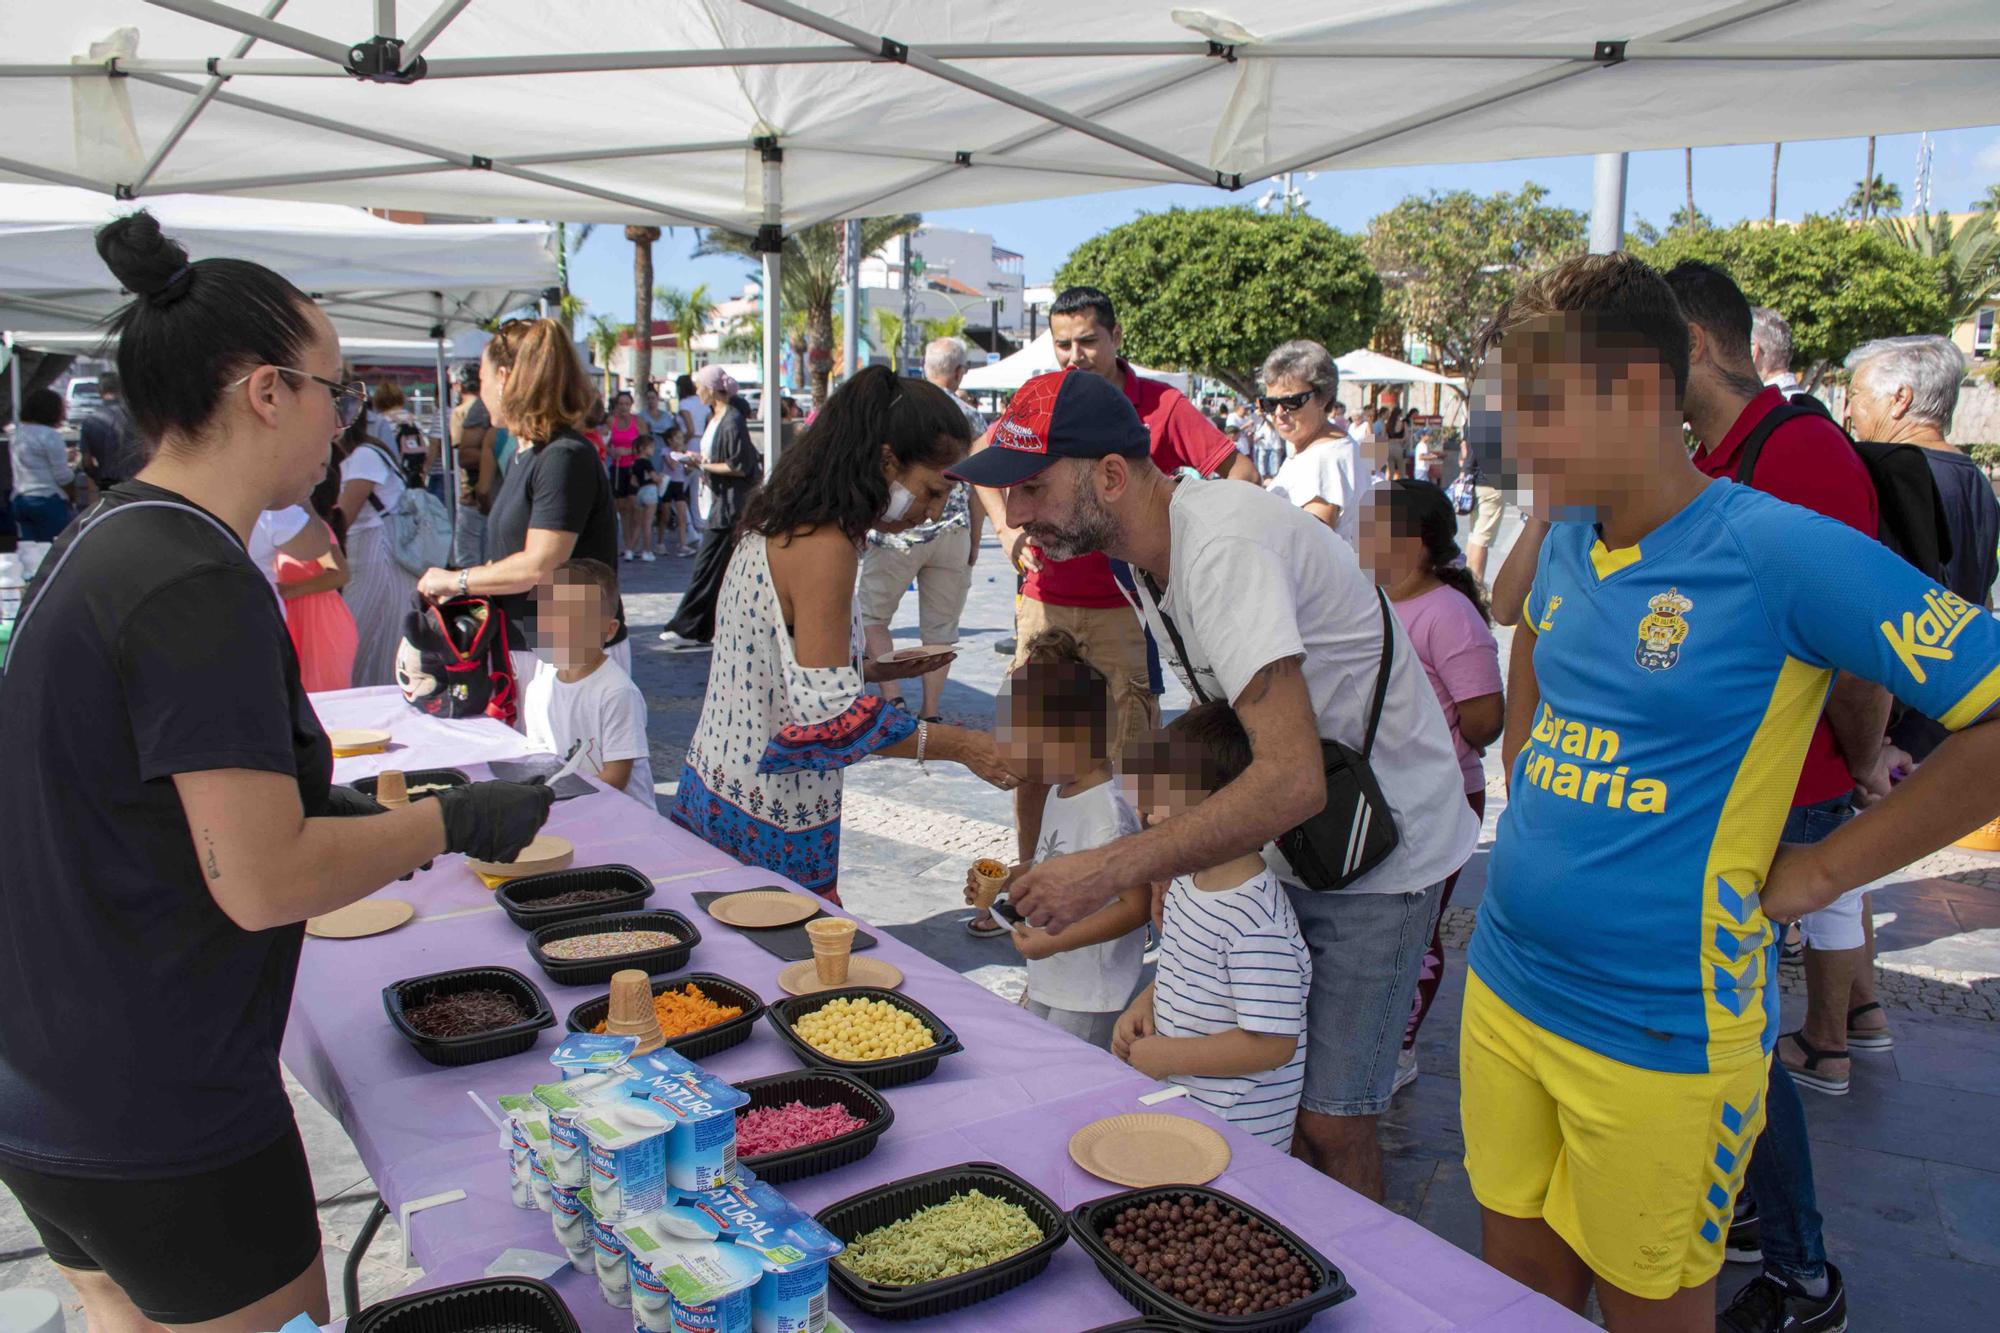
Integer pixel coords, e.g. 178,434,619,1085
732,1068,895,1184
348,767,469,801
526,909,699,987
1068,1185,1355,1332
1083,1321,1198,1332
562,972,764,1061
765,987,962,1089
691,889,878,962
818,1162,1068,1319
496,864,654,930
348,1276,579,1333
382,966,554,1067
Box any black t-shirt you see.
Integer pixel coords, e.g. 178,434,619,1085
1924,449,2000,608
0,483,332,1178
485,427,627,652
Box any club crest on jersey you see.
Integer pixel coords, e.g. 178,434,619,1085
1636,588,1693,672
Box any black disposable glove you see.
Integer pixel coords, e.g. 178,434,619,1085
316,783,431,878
436,779,556,863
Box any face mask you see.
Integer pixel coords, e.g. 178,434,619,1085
882,480,916,523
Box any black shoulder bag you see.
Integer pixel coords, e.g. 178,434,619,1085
1146,581,1402,891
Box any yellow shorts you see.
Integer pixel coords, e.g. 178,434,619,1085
1460,971,1769,1300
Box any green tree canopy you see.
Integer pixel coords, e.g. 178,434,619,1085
1633,218,1951,381
1841,176,1903,220
1054,207,1381,396
1364,185,1585,392
1875,210,2000,327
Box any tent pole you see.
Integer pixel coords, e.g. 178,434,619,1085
841,218,860,385
5,334,19,433
1589,153,1629,253
759,144,784,467
434,292,457,538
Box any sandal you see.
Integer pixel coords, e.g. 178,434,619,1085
965,913,1009,939
1847,1001,1895,1051
1779,1031,1850,1096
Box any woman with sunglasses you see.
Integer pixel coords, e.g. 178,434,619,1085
0,211,554,1333
1259,340,1365,549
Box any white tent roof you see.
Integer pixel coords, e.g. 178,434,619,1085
0,185,556,341
0,3,1991,235
1336,348,1461,390
962,331,1189,394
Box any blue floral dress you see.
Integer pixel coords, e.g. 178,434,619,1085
670,532,914,899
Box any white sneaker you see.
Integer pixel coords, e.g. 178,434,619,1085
639,550,655,562
1392,1047,1419,1095
657,630,709,651
621,550,634,561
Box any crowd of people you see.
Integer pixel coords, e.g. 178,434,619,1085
3,206,1999,1333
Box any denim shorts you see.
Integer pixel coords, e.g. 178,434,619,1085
1286,879,1445,1116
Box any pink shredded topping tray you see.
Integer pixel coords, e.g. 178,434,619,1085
736,1099,868,1156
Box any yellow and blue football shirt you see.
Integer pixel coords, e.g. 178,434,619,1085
1475,480,2000,1074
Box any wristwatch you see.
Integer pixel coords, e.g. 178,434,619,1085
457,569,470,597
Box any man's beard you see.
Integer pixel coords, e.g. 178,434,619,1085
1025,481,1119,563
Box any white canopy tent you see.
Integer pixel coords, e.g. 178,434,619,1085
1335,349,1462,391
961,330,1190,395
1,1,1993,460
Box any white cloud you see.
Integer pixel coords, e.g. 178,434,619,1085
1977,136,2000,175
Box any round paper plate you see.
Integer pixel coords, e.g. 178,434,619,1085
1069,1113,1231,1188
465,834,575,880
306,899,414,939
878,643,958,663
777,956,904,996
327,727,391,756
705,889,821,929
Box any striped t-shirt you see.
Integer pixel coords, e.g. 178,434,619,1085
1155,867,1311,1148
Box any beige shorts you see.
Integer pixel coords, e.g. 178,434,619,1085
856,525,974,646
1011,597,1159,758
1470,484,1506,548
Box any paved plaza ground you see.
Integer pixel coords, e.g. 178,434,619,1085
6,511,1998,1328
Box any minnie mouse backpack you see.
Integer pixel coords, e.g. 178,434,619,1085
396,593,518,725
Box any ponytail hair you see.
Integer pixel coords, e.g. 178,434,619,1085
1388,479,1489,623
742,365,973,545
96,209,318,447
487,318,593,444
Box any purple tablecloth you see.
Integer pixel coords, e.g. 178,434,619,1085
290,688,1586,1331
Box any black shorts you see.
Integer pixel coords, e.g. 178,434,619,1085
665,481,689,503
0,1128,322,1323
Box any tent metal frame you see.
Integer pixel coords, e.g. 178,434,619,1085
4,0,1996,458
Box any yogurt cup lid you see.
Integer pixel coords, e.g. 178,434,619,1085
619,1222,762,1306
552,1033,638,1073
534,1068,630,1114
680,1180,843,1271
623,1052,749,1120
581,1099,673,1148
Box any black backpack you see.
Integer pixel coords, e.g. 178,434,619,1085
1733,395,1953,582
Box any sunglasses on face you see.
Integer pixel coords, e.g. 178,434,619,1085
228,366,367,408
1257,390,1318,414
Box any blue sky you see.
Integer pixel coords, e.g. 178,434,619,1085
567,126,2000,328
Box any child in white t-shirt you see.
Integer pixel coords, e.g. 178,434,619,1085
1113,703,1311,1149
523,558,655,809
964,629,1150,1049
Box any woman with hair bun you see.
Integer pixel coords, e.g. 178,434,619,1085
669,366,1018,899
0,211,554,1333
417,317,626,684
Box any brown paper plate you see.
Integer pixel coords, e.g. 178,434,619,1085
327,727,391,757
879,643,958,663
1068,1112,1231,1189
777,956,905,996
465,834,575,882
306,899,415,939
705,888,821,929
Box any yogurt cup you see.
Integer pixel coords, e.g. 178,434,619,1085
618,1218,761,1333
552,1032,639,1076
672,1286,752,1333
625,1050,749,1194
582,1099,673,1220
551,1182,595,1274
497,1094,554,1211
590,1203,633,1308
672,1180,843,1333
536,1070,631,1189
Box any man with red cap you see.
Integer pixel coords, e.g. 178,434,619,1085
951,367,1477,1202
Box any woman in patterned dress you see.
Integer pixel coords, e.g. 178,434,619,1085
670,367,1017,900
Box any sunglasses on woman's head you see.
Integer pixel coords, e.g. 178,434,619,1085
1256,390,1317,413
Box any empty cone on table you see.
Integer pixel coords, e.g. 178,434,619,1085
375,770,409,807
805,917,858,986
603,968,664,1054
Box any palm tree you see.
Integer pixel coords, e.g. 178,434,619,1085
584,315,627,391
720,311,760,361
873,308,905,371
1845,174,1901,220
1768,143,1781,223
1684,148,1696,227
1863,135,1876,219
1975,182,2000,215
652,282,712,379
625,226,663,397
920,312,967,343
1877,210,2000,325
696,214,923,405
552,222,595,333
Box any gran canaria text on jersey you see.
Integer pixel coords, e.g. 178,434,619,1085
1517,704,1669,814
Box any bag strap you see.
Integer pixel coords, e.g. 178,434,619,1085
1360,588,1394,760
6,499,238,666
1135,571,1216,706
360,441,400,512
1733,400,1821,485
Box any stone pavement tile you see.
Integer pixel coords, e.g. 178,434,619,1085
1943,891,2000,933
1411,1159,1484,1258
0,1252,83,1333
1883,1014,2000,1097
1381,1150,1440,1225
1806,1075,2000,1175
1806,1139,1951,1260
1926,1160,2000,1268
1824,1237,1999,1329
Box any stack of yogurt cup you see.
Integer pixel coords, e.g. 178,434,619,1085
619,1177,845,1333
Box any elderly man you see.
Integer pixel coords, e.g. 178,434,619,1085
955,367,1477,1201
1750,307,1802,397
856,337,986,723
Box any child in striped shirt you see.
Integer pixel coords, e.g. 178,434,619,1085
1112,703,1311,1149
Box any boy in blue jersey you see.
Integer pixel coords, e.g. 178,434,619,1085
1463,252,2000,1333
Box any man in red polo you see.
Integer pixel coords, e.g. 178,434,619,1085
968,286,1257,867
1666,261,1885,1331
